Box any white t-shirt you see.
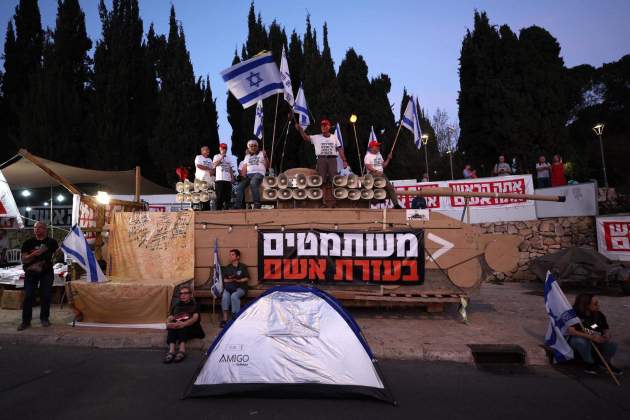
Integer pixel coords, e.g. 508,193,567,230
239,151,267,176
310,134,341,157
364,152,384,173
535,162,551,179
194,154,214,181
212,154,236,182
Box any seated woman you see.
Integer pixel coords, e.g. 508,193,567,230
567,293,622,376
164,285,205,364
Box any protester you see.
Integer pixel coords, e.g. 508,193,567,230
194,146,213,210
567,294,622,376
163,285,204,364
463,164,477,179
18,221,59,331
234,139,268,209
535,155,551,188
492,155,512,177
220,249,250,327
364,140,402,209
212,143,237,210
551,154,567,187
295,119,348,207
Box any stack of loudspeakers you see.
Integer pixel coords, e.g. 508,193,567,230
262,173,324,205
333,173,388,203
175,178,216,205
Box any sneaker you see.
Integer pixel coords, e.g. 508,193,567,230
584,364,598,375
609,366,623,376
41,320,51,327
17,323,30,331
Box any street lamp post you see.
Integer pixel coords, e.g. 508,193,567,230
421,134,429,181
592,123,608,188
446,149,454,180
349,114,363,174
447,126,455,180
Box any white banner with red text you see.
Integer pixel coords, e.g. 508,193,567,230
596,215,630,261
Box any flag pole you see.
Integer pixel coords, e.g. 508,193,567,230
270,93,280,156
582,322,621,386
350,118,363,175
279,115,295,173
389,119,404,156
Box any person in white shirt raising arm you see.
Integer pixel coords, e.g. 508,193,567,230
364,140,402,209
234,139,268,209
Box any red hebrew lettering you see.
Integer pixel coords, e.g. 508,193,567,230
283,259,308,280
382,260,402,282
308,259,327,280
401,260,419,281
263,259,282,280
334,259,354,281
354,260,371,281
370,260,382,281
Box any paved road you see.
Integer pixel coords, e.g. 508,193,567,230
0,343,627,420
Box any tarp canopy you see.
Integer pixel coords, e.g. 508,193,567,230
186,286,395,404
1,153,171,195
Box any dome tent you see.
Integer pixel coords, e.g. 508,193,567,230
185,286,395,404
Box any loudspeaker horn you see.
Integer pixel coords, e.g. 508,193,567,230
307,175,323,187
361,189,374,200
333,175,348,187
373,176,387,189
346,174,360,189
277,174,289,189
262,188,278,201
262,176,277,188
200,191,210,202
306,188,323,200
278,188,292,200
191,192,201,203
175,182,185,193
347,189,361,200
361,174,374,189
183,193,192,202
333,188,349,199
199,180,209,191
175,193,184,203
295,173,308,189
292,189,307,200
373,189,387,200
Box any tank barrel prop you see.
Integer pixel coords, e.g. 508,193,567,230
397,187,566,203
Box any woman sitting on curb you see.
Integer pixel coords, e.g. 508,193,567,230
164,285,205,364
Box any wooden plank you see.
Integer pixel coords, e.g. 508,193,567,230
18,149,81,195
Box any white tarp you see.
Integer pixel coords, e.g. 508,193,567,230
0,169,24,228
596,215,630,261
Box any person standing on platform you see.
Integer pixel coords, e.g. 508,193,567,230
234,140,268,209
493,155,512,177
364,140,402,209
194,146,213,210
18,221,59,331
535,155,551,188
295,119,348,208
551,154,567,187
220,249,250,328
212,143,237,210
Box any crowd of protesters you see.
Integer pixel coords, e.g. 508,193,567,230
461,154,567,188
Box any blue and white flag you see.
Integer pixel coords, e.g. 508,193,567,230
280,46,294,106
221,51,284,109
544,271,580,362
368,125,377,143
253,100,264,139
401,96,422,149
61,225,106,283
210,238,223,299
294,84,310,129
335,122,345,148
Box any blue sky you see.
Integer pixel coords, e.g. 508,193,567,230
1,0,629,142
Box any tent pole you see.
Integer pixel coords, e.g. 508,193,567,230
17,149,81,195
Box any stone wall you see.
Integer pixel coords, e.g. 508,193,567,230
474,216,597,282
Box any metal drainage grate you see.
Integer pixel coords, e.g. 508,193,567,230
469,344,527,365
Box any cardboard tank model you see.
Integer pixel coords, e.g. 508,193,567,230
192,168,566,313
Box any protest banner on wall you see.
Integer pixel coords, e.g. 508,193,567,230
596,215,630,261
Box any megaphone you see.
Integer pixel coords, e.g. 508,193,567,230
175,193,184,203
348,189,361,200
373,189,387,200
373,176,387,189
183,179,193,192
361,174,374,189
200,191,210,202
278,189,292,200
199,180,209,191
183,193,192,202
175,182,185,193
292,189,307,200
295,173,308,189
346,174,360,189
333,175,348,187
262,188,278,201
193,179,203,192
306,188,323,200
277,174,289,189
191,192,201,203
307,175,323,187
333,188,349,200
361,189,374,200
262,176,278,188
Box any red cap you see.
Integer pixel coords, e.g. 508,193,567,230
320,119,331,127
219,143,228,149
368,141,381,149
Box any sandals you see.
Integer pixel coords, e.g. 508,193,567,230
163,352,176,364
174,351,186,363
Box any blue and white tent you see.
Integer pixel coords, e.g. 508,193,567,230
185,286,395,404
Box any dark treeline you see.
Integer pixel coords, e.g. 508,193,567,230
458,11,629,190
0,0,219,186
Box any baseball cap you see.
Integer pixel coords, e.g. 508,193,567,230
320,119,331,127
219,143,228,149
368,141,381,148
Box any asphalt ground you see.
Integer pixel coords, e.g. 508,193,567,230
0,343,627,420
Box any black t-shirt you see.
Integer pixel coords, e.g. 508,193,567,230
222,262,249,293
575,311,609,336
169,300,204,338
21,236,59,273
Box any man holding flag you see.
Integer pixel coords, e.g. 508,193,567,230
364,140,402,209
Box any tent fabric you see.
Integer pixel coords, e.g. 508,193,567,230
1,153,171,194
186,286,395,404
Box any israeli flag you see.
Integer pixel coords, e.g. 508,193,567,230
294,84,310,129
335,123,345,148
368,125,377,143
61,225,106,283
221,51,284,109
401,96,423,149
253,100,264,139
280,46,294,106
544,271,580,362
210,238,223,299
